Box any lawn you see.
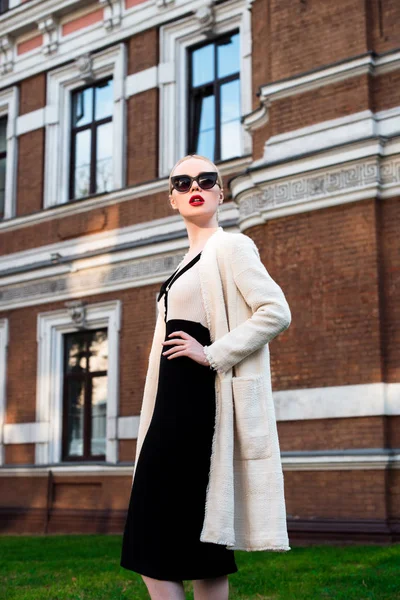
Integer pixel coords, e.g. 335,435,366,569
0,535,399,599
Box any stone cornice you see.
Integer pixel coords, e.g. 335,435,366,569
244,50,400,132
232,146,400,228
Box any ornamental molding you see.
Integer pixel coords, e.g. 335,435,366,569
0,35,14,75
99,0,123,31
65,299,87,328
233,154,400,227
75,51,95,83
0,250,189,311
37,15,59,56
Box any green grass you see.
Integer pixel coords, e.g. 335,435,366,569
0,535,399,599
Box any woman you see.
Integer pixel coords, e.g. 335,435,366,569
120,154,291,600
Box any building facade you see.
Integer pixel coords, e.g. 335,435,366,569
0,0,399,542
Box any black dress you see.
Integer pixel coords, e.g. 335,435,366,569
120,251,238,581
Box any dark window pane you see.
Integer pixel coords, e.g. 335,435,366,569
88,330,108,372
192,43,214,87
196,95,215,159
0,118,7,153
66,378,85,457
217,33,240,79
74,129,91,198
96,122,113,194
0,157,5,216
72,87,93,127
95,79,113,121
91,376,107,456
220,80,241,160
65,334,87,373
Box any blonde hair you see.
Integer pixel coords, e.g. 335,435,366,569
169,154,223,194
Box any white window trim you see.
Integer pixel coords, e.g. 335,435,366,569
158,0,252,177
44,43,126,208
0,319,9,466
0,86,18,220
35,300,121,465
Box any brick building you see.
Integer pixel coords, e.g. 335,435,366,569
0,0,399,542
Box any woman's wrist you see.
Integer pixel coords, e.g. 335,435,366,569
202,345,217,370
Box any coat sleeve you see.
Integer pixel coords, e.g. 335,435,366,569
203,235,291,375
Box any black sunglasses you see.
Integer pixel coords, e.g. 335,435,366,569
170,171,220,193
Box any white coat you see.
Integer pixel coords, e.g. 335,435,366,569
132,226,292,552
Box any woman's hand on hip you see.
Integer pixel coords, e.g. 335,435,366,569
161,331,211,367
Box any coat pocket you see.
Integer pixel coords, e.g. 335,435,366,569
232,374,271,460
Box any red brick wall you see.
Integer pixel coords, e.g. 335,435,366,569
4,444,36,466
365,0,400,55
0,190,172,255
16,128,45,217
268,0,368,82
19,73,46,115
270,74,370,137
285,470,387,519
376,196,400,383
127,28,158,75
278,416,386,451
251,0,270,109
125,29,159,185
371,69,400,113
246,198,383,389
126,88,159,185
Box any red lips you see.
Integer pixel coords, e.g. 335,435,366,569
189,194,204,204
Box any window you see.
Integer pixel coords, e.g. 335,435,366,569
0,116,6,218
69,78,113,200
188,32,241,162
62,328,108,461
0,0,9,16
45,44,125,209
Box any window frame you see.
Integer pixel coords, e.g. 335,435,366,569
69,76,114,201
0,0,9,16
44,44,126,209
0,86,17,220
62,327,108,462
159,0,252,177
36,301,121,465
187,29,241,162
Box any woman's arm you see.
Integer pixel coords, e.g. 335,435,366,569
203,235,291,375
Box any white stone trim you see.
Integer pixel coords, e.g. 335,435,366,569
274,383,400,421
244,51,400,131
125,65,158,97
0,451,399,474
0,464,135,475
44,43,126,208
159,0,252,176
0,214,240,310
0,86,18,220
253,108,400,166
0,0,227,87
0,153,249,233
3,421,49,444
281,451,400,471
117,415,140,439
34,300,121,465
16,107,46,135
3,414,140,443
0,319,9,466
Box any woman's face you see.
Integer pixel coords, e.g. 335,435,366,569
169,157,223,224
